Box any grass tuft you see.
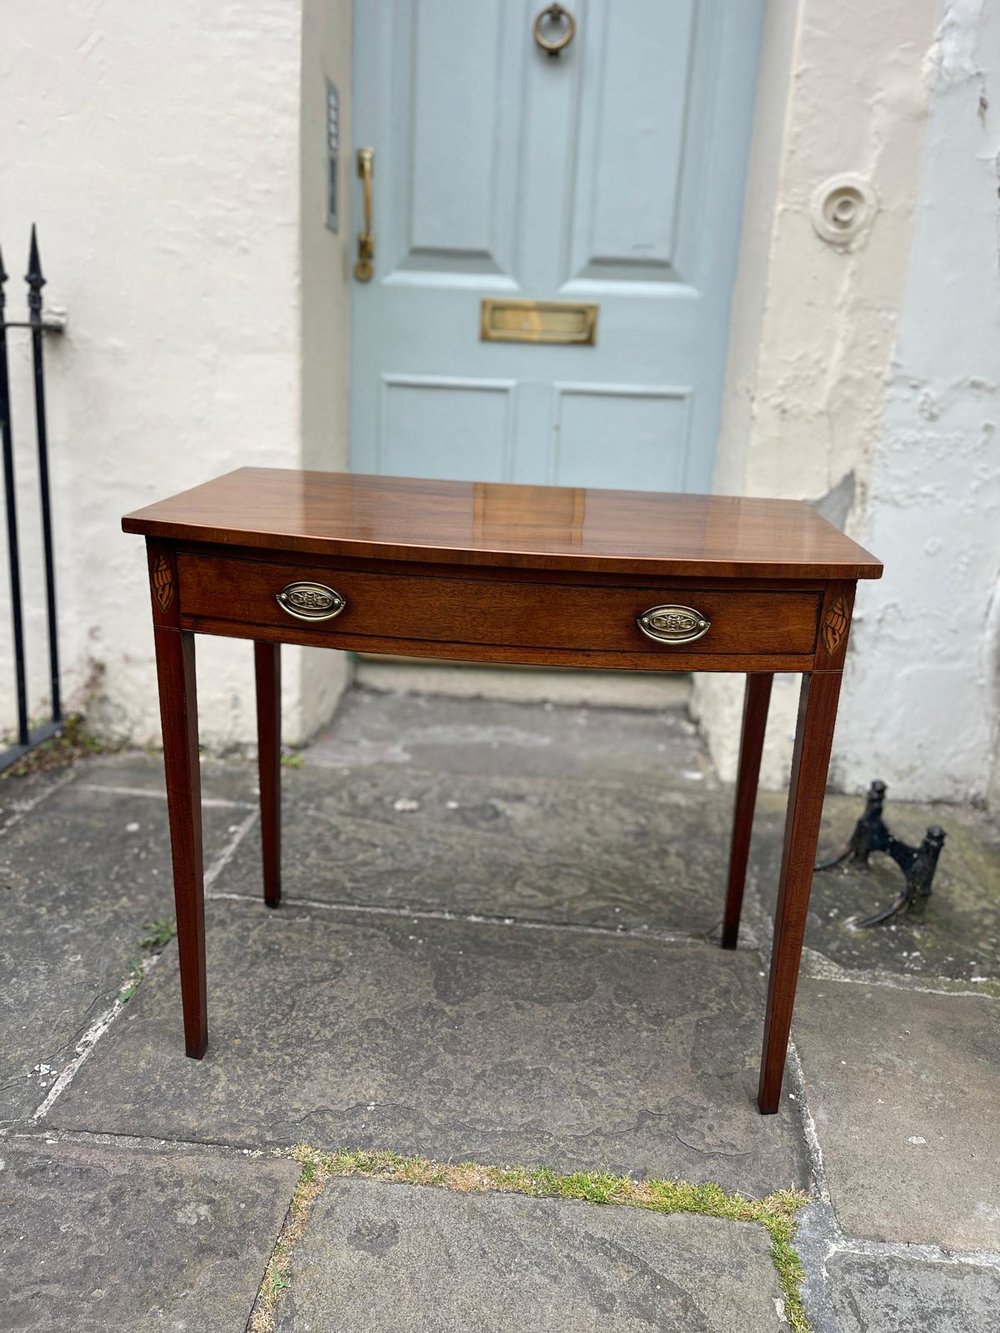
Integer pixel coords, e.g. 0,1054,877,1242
139,918,177,952
121,919,178,1004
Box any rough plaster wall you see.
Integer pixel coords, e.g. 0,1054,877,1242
835,0,1000,804
0,2,352,749
298,0,354,737
694,0,941,791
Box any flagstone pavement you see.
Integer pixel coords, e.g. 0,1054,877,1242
2,687,998,1331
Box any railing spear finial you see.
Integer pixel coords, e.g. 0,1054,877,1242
26,225,46,325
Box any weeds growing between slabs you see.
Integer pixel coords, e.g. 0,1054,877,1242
248,1146,812,1333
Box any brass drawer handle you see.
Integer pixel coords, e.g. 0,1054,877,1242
637,604,711,645
276,582,346,622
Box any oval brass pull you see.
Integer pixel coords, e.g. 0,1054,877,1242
533,4,575,57
637,605,711,645
276,582,346,622
354,147,375,282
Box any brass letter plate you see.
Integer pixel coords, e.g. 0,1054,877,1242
480,298,597,345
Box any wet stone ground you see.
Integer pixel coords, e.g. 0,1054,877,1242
1,687,998,1331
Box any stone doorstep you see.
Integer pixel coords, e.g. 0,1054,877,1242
352,658,693,713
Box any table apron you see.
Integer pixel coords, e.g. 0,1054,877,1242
174,552,824,671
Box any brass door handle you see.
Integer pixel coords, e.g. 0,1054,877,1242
354,147,375,282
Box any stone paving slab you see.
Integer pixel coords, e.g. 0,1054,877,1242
50,901,807,1193
793,976,1000,1249
751,791,1000,985
0,1136,298,1333
220,763,734,936
0,768,248,1123
274,1177,786,1333
826,1250,1000,1333
307,689,717,786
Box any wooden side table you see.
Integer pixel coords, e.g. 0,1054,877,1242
123,469,881,1114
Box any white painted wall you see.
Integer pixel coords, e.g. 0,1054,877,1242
835,0,1000,803
695,0,1000,805
0,0,352,750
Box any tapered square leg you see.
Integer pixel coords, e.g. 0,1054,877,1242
153,625,206,1059
758,670,843,1113
722,673,773,949
254,641,281,908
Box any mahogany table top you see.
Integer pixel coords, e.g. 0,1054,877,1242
122,467,882,582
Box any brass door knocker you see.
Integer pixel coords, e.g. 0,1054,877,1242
533,4,575,57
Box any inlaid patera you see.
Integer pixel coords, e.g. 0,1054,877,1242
151,553,174,613
822,596,850,655
637,604,711,645
276,581,346,622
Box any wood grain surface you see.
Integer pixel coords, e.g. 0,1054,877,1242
124,468,883,581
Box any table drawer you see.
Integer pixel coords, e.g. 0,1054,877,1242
177,555,821,658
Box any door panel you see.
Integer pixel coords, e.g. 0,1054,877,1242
385,0,525,280
379,376,514,481
567,0,696,282
404,1,524,276
553,385,690,491
351,0,764,493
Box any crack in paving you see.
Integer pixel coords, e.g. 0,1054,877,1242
204,809,260,888
204,888,722,945
22,807,260,1127
29,951,167,1123
799,948,999,997
8,1123,278,1162
0,767,78,834
0,981,115,1102
77,781,256,810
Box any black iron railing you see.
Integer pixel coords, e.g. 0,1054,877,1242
0,227,65,773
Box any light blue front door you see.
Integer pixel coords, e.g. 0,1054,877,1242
350,0,763,492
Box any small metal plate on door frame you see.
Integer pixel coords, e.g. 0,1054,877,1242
480,298,598,345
